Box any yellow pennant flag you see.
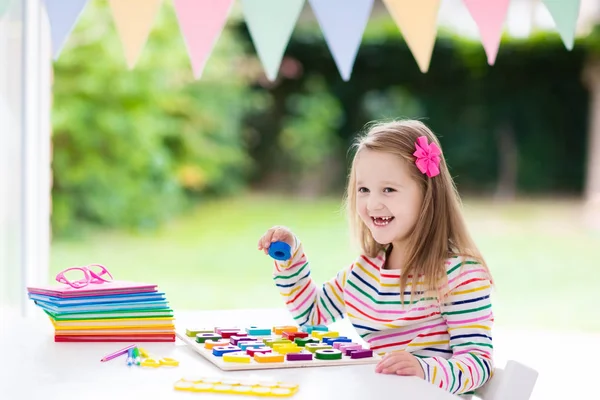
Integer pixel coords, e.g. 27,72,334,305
382,0,441,73
108,0,163,68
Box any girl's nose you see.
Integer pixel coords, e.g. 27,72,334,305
367,195,384,212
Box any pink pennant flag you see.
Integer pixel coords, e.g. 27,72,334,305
463,0,510,65
173,0,235,79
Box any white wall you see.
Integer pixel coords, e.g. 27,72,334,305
0,0,51,317
0,0,25,316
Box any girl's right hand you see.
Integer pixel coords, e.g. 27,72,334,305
257,226,295,255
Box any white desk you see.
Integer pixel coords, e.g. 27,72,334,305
0,308,458,400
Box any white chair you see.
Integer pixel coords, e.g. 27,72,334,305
475,360,539,400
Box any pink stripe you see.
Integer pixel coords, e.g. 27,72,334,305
446,312,492,325
465,362,476,391
465,356,481,389
447,268,487,286
316,303,324,325
290,260,305,269
274,260,282,272
289,286,316,313
345,291,439,316
434,357,450,390
458,361,473,392
366,321,447,343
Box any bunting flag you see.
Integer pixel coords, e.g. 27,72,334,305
463,0,510,65
240,0,306,81
35,0,588,75
108,0,162,68
382,0,441,73
0,0,11,19
173,0,235,79
43,0,89,59
542,0,581,51
308,0,374,81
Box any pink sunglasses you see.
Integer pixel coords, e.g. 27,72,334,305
55,264,114,289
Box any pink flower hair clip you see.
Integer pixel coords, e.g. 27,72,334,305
413,136,441,178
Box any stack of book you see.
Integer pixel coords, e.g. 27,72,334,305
27,281,175,342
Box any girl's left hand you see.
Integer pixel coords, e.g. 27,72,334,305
375,350,425,379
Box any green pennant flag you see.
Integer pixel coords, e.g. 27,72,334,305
542,0,581,50
241,0,305,81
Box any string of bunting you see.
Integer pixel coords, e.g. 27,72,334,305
1,0,583,80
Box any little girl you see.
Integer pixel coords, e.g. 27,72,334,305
258,120,494,396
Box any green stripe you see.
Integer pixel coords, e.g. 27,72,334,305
292,305,312,321
44,309,174,320
347,280,435,305
319,297,335,321
448,362,456,393
471,353,488,383
453,342,493,349
441,304,491,316
45,308,173,316
446,260,479,275
50,313,173,321
273,263,308,280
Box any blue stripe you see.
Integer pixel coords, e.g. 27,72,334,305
421,347,453,354
482,357,491,380
298,304,314,326
352,323,378,332
444,295,490,306
452,333,492,341
469,352,491,383
350,270,422,296
275,272,310,288
322,286,343,317
454,369,463,394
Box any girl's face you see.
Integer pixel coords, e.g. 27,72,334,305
355,149,424,247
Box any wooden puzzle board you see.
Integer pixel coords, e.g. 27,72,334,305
175,330,382,371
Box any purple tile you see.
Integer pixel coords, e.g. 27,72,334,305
350,349,373,359
340,344,363,354
345,348,362,356
230,336,256,345
286,352,313,361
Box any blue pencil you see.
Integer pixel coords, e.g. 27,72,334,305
126,348,135,366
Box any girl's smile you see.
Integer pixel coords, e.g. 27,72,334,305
371,216,395,227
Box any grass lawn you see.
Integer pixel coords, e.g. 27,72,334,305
50,194,600,332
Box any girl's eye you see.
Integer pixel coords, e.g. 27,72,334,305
383,187,396,193
358,187,369,193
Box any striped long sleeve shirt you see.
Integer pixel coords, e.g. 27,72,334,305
272,239,494,396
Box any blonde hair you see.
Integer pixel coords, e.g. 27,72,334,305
344,120,491,300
